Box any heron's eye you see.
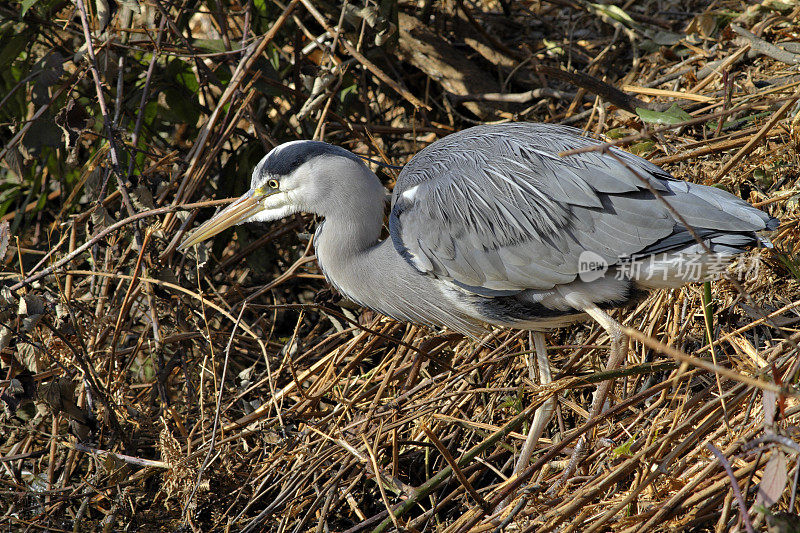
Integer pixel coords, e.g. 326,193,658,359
268,179,279,189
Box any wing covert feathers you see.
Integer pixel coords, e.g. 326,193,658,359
389,123,777,295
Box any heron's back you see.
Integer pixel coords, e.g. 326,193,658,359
387,123,777,328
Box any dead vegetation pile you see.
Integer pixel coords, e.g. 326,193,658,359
1,0,800,531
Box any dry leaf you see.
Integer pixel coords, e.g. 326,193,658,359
91,205,116,230
0,220,9,263
38,378,95,435
18,294,44,316
130,185,155,211
756,451,788,508
764,390,778,428
0,369,36,417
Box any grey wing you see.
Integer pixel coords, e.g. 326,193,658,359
389,123,773,295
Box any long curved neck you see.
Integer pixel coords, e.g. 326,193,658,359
311,167,480,334
314,211,406,315
312,198,426,322
314,214,480,334
315,201,384,262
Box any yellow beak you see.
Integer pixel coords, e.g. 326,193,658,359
178,191,265,251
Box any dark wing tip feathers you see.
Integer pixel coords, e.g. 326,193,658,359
766,216,780,231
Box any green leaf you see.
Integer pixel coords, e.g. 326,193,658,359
176,66,199,93
0,32,30,69
340,83,357,102
629,140,655,156
0,184,20,217
776,252,800,282
542,38,564,56
191,38,229,54
164,88,199,124
20,0,40,16
707,111,771,132
612,437,635,457
636,104,692,125
268,44,281,71
605,127,635,139
753,167,774,187
499,395,522,411
142,100,159,126
35,186,48,211
166,59,199,92
590,3,636,26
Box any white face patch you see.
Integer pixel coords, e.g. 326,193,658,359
244,191,295,223
251,154,272,188
401,185,420,202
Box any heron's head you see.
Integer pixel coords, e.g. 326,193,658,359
178,140,382,250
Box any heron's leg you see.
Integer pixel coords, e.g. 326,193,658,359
497,331,556,513
581,304,627,420
513,331,555,477
551,302,628,492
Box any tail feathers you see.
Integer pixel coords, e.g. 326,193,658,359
688,232,768,255
637,221,777,258
627,230,773,289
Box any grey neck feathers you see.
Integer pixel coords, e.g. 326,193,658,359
310,164,483,335
314,214,480,335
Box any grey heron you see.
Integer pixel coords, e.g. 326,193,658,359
179,122,777,492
